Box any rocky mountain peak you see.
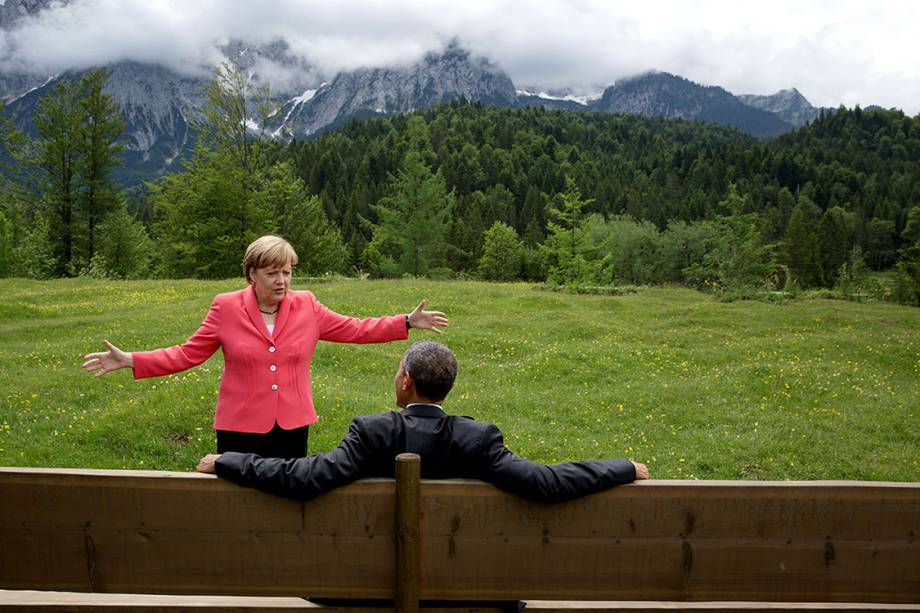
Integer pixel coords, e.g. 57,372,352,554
425,39,470,64
0,0,72,100
592,71,793,137
0,0,66,30
268,43,517,140
218,38,323,98
738,87,819,127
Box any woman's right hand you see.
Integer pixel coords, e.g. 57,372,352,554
82,340,133,377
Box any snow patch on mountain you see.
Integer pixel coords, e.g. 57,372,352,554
516,89,598,105
7,72,55,102
291,87,320,105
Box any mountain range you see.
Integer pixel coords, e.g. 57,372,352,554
1,0,835,185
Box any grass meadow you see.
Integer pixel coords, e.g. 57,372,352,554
0,277,917,481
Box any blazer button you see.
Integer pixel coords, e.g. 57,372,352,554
270,365,277,372
271,384,278,391
268,346,276,353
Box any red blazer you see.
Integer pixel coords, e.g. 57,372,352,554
132,286,408,433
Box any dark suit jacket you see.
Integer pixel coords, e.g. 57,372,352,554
215,404,637,503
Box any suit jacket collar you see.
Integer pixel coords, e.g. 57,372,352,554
242,285,293,343
402,403,446,418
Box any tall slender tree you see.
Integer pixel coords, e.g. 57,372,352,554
0,102,23,276
78,68,126,261
783,195,823,287
200,62,274,196
541,176,594,285
34,77,84,275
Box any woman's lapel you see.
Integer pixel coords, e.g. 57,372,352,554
242,285,273,343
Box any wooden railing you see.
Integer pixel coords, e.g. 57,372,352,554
1,458,918,611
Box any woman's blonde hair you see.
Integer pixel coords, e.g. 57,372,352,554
242,236,298,282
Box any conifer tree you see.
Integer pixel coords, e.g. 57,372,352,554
34,77,84,275
817,206,855,286
0,103,27,277
783,196,823,287
541,176,594,285
78,68,126,261
364,151,454,277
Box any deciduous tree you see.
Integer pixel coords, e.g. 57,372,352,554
478,221,523,281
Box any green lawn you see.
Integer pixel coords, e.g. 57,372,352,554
0,277,917,480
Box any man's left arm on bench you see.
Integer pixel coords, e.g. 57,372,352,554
200,419,377,501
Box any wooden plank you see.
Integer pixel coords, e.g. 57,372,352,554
0,468,396,598
0,590,510,613
2,593,918,613
416,480,920,602
2,469,918,602
523,601,920,612
0,590,316,611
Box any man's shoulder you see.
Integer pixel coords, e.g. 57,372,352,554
352,411,400,430
450,414,490,428
451,413,494,426
353,412,492,434
447,414,499,446
350,411,497,441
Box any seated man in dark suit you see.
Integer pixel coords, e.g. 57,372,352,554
197,341,649,502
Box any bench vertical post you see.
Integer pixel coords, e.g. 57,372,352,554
395,453,421,613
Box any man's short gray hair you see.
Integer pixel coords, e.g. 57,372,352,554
403,341,458,401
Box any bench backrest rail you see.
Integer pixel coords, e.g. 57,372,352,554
1,465,918,604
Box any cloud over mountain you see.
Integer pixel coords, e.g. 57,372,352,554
1,0,918,113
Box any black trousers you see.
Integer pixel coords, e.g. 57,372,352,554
216,422,309,459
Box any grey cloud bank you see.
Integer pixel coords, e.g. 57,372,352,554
2,0,918,114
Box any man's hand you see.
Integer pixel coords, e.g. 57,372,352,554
631,461,650,480
197,454,221,474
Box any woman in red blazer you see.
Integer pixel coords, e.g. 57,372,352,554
82,235,447,458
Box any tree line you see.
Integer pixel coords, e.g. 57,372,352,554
1,66,919,305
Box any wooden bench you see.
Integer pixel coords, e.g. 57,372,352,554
1,458,918,611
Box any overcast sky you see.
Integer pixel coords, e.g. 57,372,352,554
1,0,918,113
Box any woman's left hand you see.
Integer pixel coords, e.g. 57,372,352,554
408,299,448,333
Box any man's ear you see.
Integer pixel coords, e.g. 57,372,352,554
401,371,413,391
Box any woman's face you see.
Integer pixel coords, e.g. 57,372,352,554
250,262,293,307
